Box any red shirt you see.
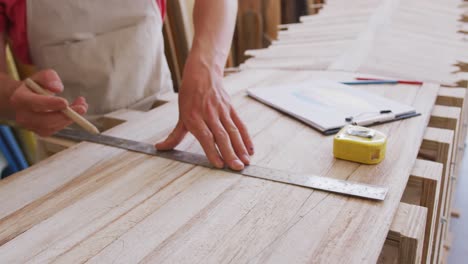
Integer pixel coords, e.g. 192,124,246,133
0,0,167,64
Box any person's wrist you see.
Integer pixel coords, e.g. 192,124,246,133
186,44,226,77
180,57,224,94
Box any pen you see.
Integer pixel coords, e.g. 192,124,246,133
341,80,399,85
351,113,396,126
356,77,423,85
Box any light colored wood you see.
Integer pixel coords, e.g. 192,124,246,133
0,70,439,263
379,203,427,264
436,87,468,182
242,0,466,86
428,105,462,248
420,127,454,264
402,159,442,264
263,0,281,42
436,88,466,109
237,1,467,262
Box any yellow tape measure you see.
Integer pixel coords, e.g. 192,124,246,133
333,125,387,165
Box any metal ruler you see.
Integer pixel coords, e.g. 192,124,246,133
54,129,388,201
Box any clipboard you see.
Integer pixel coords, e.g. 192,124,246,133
247,80,420,135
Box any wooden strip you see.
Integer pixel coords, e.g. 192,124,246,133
429,105,461,244
436,88,468,177
378,203,427,264
419,127,454,264
402,159,443,263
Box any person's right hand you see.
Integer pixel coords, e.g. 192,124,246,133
9,69,88,137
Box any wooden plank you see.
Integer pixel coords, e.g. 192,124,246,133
234,0,263,64
163,18,183,91
436,88,466,109
242,0,466,86
0,70,439,263
263,0,282,42
436,88,468,176
419,127,454,264
166,0,191,77
429,105,461,244
402,159,442,264
378,203,427,264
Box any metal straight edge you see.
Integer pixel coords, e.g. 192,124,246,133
54,129,388,201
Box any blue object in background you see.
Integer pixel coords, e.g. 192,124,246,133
0,135,18,177
0,125,29,178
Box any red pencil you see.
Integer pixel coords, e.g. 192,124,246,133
356,77,423,85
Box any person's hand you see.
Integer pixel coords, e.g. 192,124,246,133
156,62,254,171
9,69,88,137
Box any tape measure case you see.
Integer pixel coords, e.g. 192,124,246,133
333,125,387,164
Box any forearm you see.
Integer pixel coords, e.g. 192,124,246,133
188,0,237,75
157,1,253,170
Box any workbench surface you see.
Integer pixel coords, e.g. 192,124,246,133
0,70,439,263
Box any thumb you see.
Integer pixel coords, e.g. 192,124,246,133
31,69,64,94
155,121,188,150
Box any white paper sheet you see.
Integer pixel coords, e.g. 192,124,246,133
247,80,416,133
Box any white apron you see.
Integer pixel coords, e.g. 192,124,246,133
27,0,173,118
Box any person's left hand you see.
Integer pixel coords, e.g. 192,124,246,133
156,60,254,171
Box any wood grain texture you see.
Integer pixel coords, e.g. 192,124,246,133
402,159,443,263
420,127,454,263
436,87,468,184
0,69,439,263
429,106,461,241
378,203,427,264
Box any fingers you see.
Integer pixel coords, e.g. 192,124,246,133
69,96,88,115
31,69,64,94
14,96,88,137
220,111,250,165
159,108,253,171
155,121,188,150
17,111,72,137
205,110,245,171
230,108,255,155
9,69,90,136
10,87,68,112
189,121,225,169
10,69,69,113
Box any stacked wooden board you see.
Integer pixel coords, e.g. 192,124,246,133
243,0,468,87
0,0,466,263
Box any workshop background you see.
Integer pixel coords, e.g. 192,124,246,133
0,0,467,263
